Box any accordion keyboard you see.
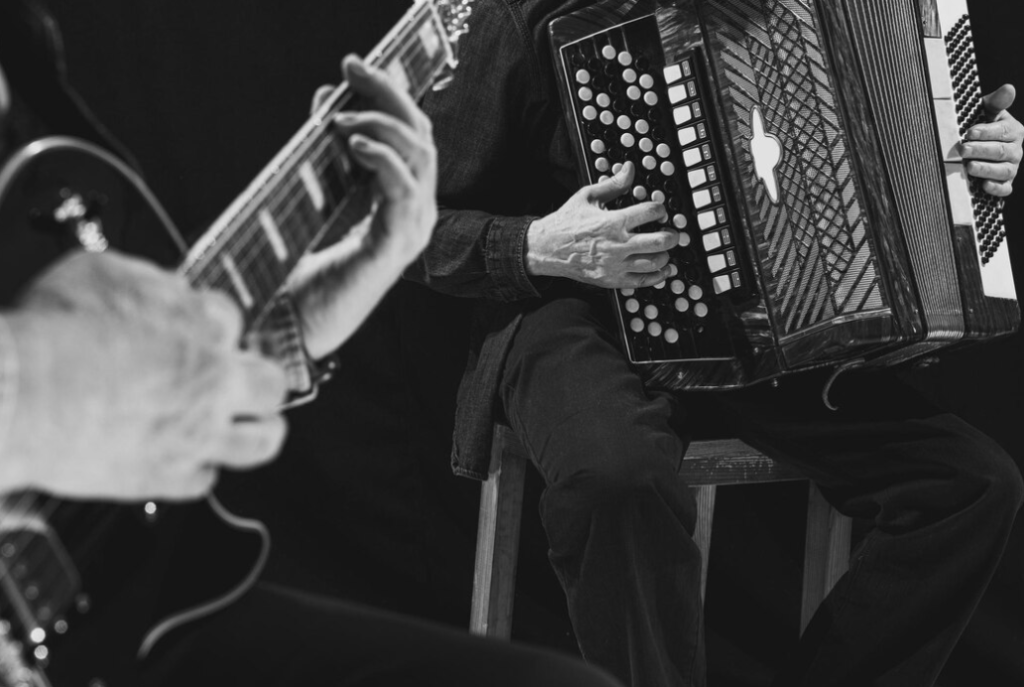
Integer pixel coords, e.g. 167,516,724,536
558,16,753,364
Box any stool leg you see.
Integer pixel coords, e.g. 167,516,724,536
693,485,717,604
470,442,527,639
800,482,853,634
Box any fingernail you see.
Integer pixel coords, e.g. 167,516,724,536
349,133,370,151
333,112,356,125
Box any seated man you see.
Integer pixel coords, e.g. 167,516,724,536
0,1,621,686
413,1,1024,685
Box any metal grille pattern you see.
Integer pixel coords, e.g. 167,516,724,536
704,0,882,338
946,14,1007,265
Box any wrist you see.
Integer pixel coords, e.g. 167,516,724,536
525,218,559,278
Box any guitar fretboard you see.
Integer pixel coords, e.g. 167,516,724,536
179,0,456,328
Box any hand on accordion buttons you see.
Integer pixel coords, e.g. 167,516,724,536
525,161,678,290
962,84,1022,198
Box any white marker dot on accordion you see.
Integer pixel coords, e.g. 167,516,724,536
688,285,704,300
633,185,647,200
602,45,617,60
639,74,655,89
661,161,676,176
644,304,659,319
622,68,637,83
648,321,663,337
621,133,636,148
582,105,598,121
675,297,690,312
595,157,610,172
625,298,640,313
640,138,654,153
665,328,680,344
578,86,593,101
596,93,611,107
576,69,591,84
657,143,672,158
630,317,645,333
617,115,631,130
590,139,606,154
600,110,614,126
673,214,688,229
670,279,686,294
694,303,709,318
618,51,633,66
635,119,650,135
644,91,659,106
651,190,666,204
627,86,642,101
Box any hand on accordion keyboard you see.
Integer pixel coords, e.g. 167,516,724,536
525,161,678,290
962,84,1022,198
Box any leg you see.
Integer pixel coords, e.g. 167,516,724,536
142,582,621,687
705,370,1024,687
500,294,703,687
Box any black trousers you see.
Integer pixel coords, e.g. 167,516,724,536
499,293,1023,687
141,581,621,687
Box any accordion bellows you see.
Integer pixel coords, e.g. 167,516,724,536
550,0,1019,390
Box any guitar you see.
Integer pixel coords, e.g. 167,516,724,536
0,1,473,685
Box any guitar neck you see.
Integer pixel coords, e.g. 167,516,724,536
178,0,457,329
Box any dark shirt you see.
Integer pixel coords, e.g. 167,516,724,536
412,0,598,479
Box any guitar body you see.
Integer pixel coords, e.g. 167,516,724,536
0,139,269,687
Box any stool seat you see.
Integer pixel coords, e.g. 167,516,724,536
470,423,852,640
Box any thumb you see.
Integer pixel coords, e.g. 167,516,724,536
310,85,335,116
984,84,1016,117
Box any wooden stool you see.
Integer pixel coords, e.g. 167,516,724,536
470,423,852,639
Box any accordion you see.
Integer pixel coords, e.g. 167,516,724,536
550,0,1019,390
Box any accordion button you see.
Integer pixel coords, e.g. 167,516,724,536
678,232,691,247
707,254,727,273
582,105,598,121
620,288,635,296
713,274,733,294
693,190,712,209
630,317,645,333
596,93,611,107
576,69,591,85
689,285,704,300
671,280,686,294
600,110,615,126
578,87,593,101
632,185,647,200
648,322,663,337
594,157,610,173
694,303,709,318
668,84,689,104
674,105,693,125
661,161,676,177
687,168,707,187
618,51,633,67
627,85,642,101
704,233,723,252
668,263,679,277
642,155,657,170
644,91,659,106
678,127,697,146
644,304,659,319
635,119,650,135
639,73,655,89
625,298,640,313
617,115,632,130
665,328,680,344
673,214,688,229
602,45,617,60
622,68,638,84
653,280,666,290
621,133,636,148
640,138,654,153
590,140,607,154
657,144,672,159
663,64,683,84
697,211,717,230
651,190,666,204
674,298,690,313
612,163,624,175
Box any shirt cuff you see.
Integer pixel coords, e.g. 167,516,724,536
484,215,544,302
254,296,336,407
0,315,18,457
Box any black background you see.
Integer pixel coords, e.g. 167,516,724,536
41,1,1024,684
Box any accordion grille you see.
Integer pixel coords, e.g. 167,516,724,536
703,0,885,340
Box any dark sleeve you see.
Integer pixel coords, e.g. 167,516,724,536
405,0,572,303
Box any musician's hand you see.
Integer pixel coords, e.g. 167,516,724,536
0,251,288,501
963,84,1023,198
286,54,438,360
526,162,676,289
